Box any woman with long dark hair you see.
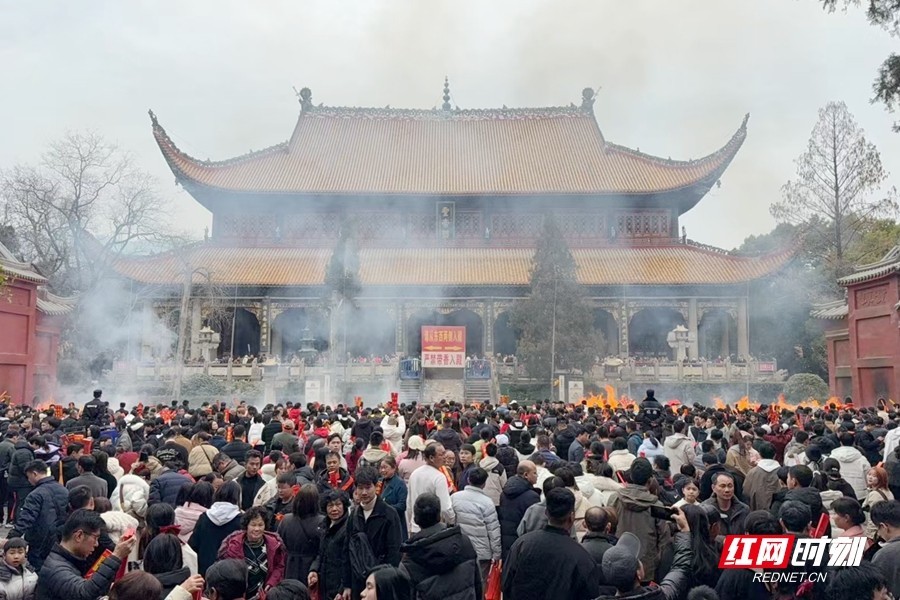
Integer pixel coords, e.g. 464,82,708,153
360,565,413,600
144,533,191,600
129,503,198,574
680,505,721,589
175,481,213,543
93,450,118,498
277,483,325,582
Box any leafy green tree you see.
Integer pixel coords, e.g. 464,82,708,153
510,215,602,382
784,373,831,403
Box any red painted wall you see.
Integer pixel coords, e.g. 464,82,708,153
844,275,900,406
0,279,63,406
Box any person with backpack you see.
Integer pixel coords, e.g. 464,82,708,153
358,432,390,471
342,466,401,600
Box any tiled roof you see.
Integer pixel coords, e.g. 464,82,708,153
810,300,848,320
37,292,77,316
838,246,900,286
0,241,46,283
113,243,793,288
150,98,748,199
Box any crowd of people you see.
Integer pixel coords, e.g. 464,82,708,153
0,388,898,600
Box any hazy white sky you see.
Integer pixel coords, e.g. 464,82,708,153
2,0,898,250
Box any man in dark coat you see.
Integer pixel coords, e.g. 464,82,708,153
221,425,252,465
8,435,41,517
769,465,827,535
498,460,541,558
81,390,107,429
50,444,83,487
35,509,135,600
400,493,482,600
9,460,69,570
64,455,107,499
502,488,599,600
148,465,192,506
341,466,402,600
581,506,617,581
595,522,693,600
638,389,663,431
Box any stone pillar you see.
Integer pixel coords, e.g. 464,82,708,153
189,300,203,360
396,303,406,355
620,300,630,357
260,297,271,356
737,297,749,360
484,301,494,357
688,298,699,360
140,301,156,361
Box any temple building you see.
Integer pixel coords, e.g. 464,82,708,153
114,83,793,369
0,242,75,405
813,247,900,406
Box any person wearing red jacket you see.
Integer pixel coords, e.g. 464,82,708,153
217,506,286,599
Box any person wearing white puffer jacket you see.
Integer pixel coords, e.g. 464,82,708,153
381,413,406,455
831,431,872,500
112,464,151,522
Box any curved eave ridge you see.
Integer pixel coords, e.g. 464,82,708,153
837,245,900,286
810,300,848,320
148,102,749,196
112,242,792,288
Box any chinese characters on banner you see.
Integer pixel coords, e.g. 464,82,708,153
421,326,466,368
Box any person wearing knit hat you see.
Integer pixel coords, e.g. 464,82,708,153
0,537,37,600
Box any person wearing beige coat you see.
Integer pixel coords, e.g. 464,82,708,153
188,438,219,478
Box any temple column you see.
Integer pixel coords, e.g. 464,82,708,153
189,299,203,360
738,296,749,360
484,301,494,357
260,297,271,356
619,300,630,357
688,298,699,360
140,300,156,361
396,303,406,355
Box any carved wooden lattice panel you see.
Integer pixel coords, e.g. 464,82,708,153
356,212,396,240
408,213,436,238
616,212,670,238
490,214,542,238
558,215,602,237
455,211,482,238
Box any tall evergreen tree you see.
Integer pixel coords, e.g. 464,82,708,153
510,215,602,382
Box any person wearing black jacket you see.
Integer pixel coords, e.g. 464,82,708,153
35,509,135,600
341,467,401,600
638,389,664,431
770,465,827,536
502,488,599,600
8,435,41,518
399,493,482,600
220,425,252,465
10,460,69,570
595,522,692,600
261,414,283,452
236,451,265,511
309,489,349,600
498,461,541,558
50,444,83,487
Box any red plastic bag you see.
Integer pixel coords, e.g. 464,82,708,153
485,560,502,600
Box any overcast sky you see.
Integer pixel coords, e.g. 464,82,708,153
2,0,899,250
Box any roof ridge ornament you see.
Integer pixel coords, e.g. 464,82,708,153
148,109,158,127
581,87,596,112
295,87,313,112
442,76,452,111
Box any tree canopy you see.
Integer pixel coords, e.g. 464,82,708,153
510,215,602,381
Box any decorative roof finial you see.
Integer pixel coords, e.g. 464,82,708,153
148,109,158,127
442,76,452,111
295,87,313,112
581,87,596,111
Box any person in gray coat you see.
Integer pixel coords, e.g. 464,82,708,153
64,456,107,499
871,500,900,600
450,467,501,583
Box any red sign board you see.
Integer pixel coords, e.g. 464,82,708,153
421,326,466,368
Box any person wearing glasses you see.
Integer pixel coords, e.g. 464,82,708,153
33,509,136,600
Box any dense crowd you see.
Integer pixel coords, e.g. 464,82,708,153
0,388,898,600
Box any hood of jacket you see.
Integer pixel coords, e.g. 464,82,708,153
400,525,475,574
595,583,667,600
830,446,865,463
503,475,539,499
481,456,500,470
616,484,660,511
206,501,241,525
153,567,191,588
755,458,780,473
663,433,691,450
362,447,389,462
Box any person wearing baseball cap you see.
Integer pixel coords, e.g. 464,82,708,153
596,508,692,599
